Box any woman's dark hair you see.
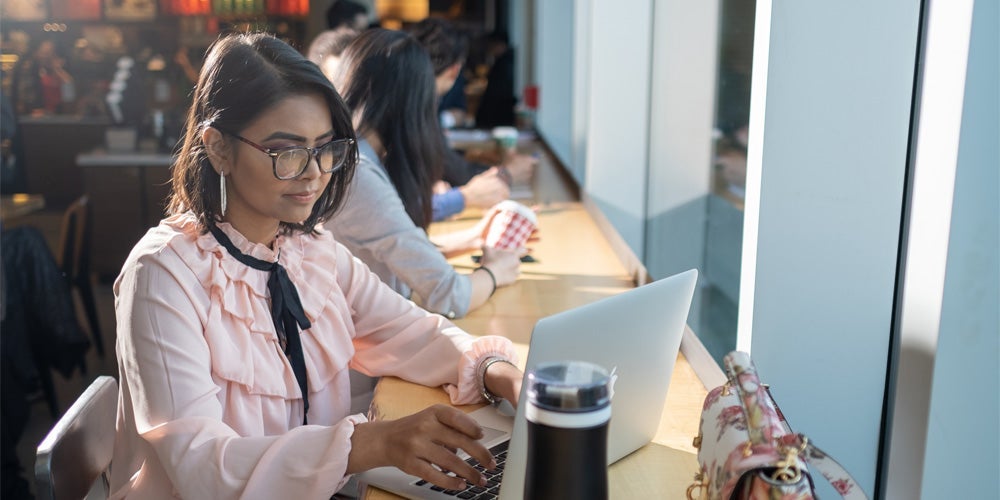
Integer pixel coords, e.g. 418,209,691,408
167,32,358,235
409,18,469,76
307,27,359,66
336,29,445,229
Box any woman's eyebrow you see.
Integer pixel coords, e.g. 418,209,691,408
260,130,335,143
261,131,307,142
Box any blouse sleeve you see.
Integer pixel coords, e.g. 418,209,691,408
332,158,473,317
332,241,517,405
116,248,361,499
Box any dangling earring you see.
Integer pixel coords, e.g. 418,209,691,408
220,171,227,217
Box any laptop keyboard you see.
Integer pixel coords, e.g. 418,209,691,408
412,440,508,499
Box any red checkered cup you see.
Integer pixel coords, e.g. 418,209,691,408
484,200,538,250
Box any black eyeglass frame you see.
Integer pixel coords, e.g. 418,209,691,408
215,126,355,180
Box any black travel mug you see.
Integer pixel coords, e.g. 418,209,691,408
523,360,612,500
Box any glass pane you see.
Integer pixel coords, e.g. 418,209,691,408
645,0,756,365
702,0,754,362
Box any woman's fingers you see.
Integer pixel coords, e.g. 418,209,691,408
423,443,487,488
382,405,496,489
407,459,472,491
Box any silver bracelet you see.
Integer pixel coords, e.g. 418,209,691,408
477,356,515,405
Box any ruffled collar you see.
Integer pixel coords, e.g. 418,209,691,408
164,213,316,308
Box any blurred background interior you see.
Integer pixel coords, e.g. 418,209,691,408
5,0,991,499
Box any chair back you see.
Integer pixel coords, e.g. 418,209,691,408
58,195,92,280
35,375,118,500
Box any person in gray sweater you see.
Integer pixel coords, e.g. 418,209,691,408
324,29,524,319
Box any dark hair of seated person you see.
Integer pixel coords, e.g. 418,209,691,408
167,32,358,235
306,27,360,67
408,17,469,77
333,29,446,230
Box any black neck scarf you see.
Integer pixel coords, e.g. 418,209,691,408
209,224,311,425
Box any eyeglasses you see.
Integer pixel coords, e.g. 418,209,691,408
218,128,355,180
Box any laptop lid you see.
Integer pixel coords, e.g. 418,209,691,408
498,268,697,498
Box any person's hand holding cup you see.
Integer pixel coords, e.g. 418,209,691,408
477,200,537,289
484,200,537,251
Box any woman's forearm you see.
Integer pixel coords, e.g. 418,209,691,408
430,226,483,258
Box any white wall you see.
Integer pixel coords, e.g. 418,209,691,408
582,0,654,257
918,0,999,496
738,0,920,496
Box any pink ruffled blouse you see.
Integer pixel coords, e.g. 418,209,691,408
110,213,516,499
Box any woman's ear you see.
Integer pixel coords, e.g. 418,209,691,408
202,127,230,174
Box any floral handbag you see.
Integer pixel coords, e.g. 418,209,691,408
687,351,868,500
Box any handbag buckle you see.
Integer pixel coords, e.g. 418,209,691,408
771,436,809,484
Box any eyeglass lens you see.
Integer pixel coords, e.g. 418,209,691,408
274,140,351,179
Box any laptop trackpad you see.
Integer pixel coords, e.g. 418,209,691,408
479,425,507,445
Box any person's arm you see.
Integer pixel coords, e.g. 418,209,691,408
117,248,358,499
329,239,516,395
457,167,510,209
501,152,538,184
330,239,522,488
327,159,473,316
442,148,489,187
432,187,465,222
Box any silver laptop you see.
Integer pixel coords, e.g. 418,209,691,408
358,269,698,500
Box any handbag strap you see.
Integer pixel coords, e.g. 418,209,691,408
723,351,779,444
724,351,869,500
801,439,868,500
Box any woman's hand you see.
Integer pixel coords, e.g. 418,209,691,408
479,247,522,287
347,405,495,490
459,168,510,209
501,153,537,184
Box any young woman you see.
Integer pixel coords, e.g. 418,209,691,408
325,29,524,320
111,33,521,499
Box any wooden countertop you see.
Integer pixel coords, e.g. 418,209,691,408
362,139,706,499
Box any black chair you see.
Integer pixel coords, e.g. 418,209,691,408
35,375,117,500
59,195,103,357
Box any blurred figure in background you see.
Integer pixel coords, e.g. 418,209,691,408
326,29,525,318
1,86,25,194
326,0,369,31
1,226,90,500
408,18,511,221
474,31,516,128
12,38,74,116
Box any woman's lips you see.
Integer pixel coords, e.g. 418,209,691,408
285,191,317,203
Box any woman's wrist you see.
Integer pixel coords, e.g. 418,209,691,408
474,266,496,297
477,356,516,404
346,420,385,474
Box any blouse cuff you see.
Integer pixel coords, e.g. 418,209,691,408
333,413,370,492
444,336,518,405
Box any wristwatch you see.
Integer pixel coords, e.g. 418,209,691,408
477,356,514,405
